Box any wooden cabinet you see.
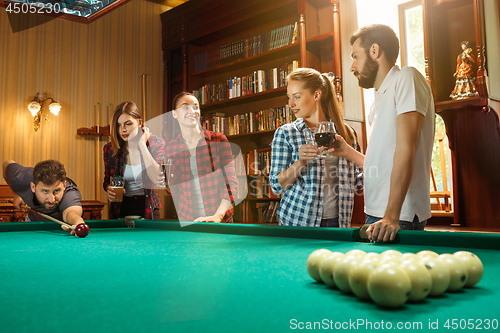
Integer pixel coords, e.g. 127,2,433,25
160,0,350,222
423,0,500,228
161,0,344,114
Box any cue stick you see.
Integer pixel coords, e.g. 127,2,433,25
141,74,147,122
96,102,100,202
20,204,74,229
107,103,111,143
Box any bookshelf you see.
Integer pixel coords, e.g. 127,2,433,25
161,0,345,223
422,0,500,228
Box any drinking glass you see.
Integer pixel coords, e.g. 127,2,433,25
304,130,320,160
110,176,124,202
160,158,173,193
315,121,337,158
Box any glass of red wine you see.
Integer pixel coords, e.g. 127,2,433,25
315,121,336,158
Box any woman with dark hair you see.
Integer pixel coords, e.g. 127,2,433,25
103,101,165,219
164,92,238,223
269,68,363,228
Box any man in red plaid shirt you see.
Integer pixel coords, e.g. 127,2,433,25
165,92,239,223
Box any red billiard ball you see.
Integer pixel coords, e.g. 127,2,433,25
75,223,90,238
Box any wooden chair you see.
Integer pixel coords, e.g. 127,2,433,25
430,126,452,213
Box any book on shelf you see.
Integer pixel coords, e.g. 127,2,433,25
233,200,246,222
193,22,298,73
248,175,278,198
195,60,300,105
291,22,298,44
232,188,281,223
264,201,279,223
270,200,280,223
247,149,257,175
200,105,296,137
256,202,270,223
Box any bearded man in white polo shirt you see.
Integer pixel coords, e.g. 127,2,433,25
327,24,435,242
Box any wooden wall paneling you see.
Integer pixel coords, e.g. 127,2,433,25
299,0,307,67
305,49,322,70
0,1,169,219
473,0,488,96
182,44,188,92
305,0,319,39
317,3,334,36
165,49,177,109
331,0,342,99
425,1,477,102
423,0,500,228
439,104,500,228
319,42,335,73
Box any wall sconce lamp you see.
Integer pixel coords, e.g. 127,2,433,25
28,92,61,132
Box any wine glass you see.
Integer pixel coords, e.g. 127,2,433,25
315,121,337,158
304,130,321,160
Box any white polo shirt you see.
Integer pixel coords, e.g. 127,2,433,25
364,66,435,222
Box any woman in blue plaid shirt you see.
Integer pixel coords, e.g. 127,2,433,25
269,68,363,228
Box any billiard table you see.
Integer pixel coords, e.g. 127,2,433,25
0,220,499,333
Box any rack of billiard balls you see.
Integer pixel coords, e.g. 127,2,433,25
306,248,483,308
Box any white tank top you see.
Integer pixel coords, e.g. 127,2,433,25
123,164,145,196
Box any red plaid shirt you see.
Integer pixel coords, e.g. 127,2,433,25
103,135,166,219
165,129,237,222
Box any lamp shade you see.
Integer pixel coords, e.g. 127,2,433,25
28,101,41,116
49,102,61,115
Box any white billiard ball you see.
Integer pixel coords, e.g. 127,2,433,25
400,260,432,302
367,264,412,308
349,260,380,300
334,256,362,294
307,249,332,283
440,254,468,291
401,253,421,262
453,251,484,288
378,256,400,266
319,252,345,287
381,250,403,259
421,257,451,296
417,250,440,259
365,252,382,261
345,249,366,258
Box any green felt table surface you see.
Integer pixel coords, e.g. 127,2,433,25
0,220,499,333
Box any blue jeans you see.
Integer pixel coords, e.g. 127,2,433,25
320,217,339,228
365,214,427,230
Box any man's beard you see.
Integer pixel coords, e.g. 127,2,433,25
355,55,379,89
42,201,59,211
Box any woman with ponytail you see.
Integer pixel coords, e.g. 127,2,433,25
269,68,363,228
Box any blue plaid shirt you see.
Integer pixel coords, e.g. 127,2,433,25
269,118,363,228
